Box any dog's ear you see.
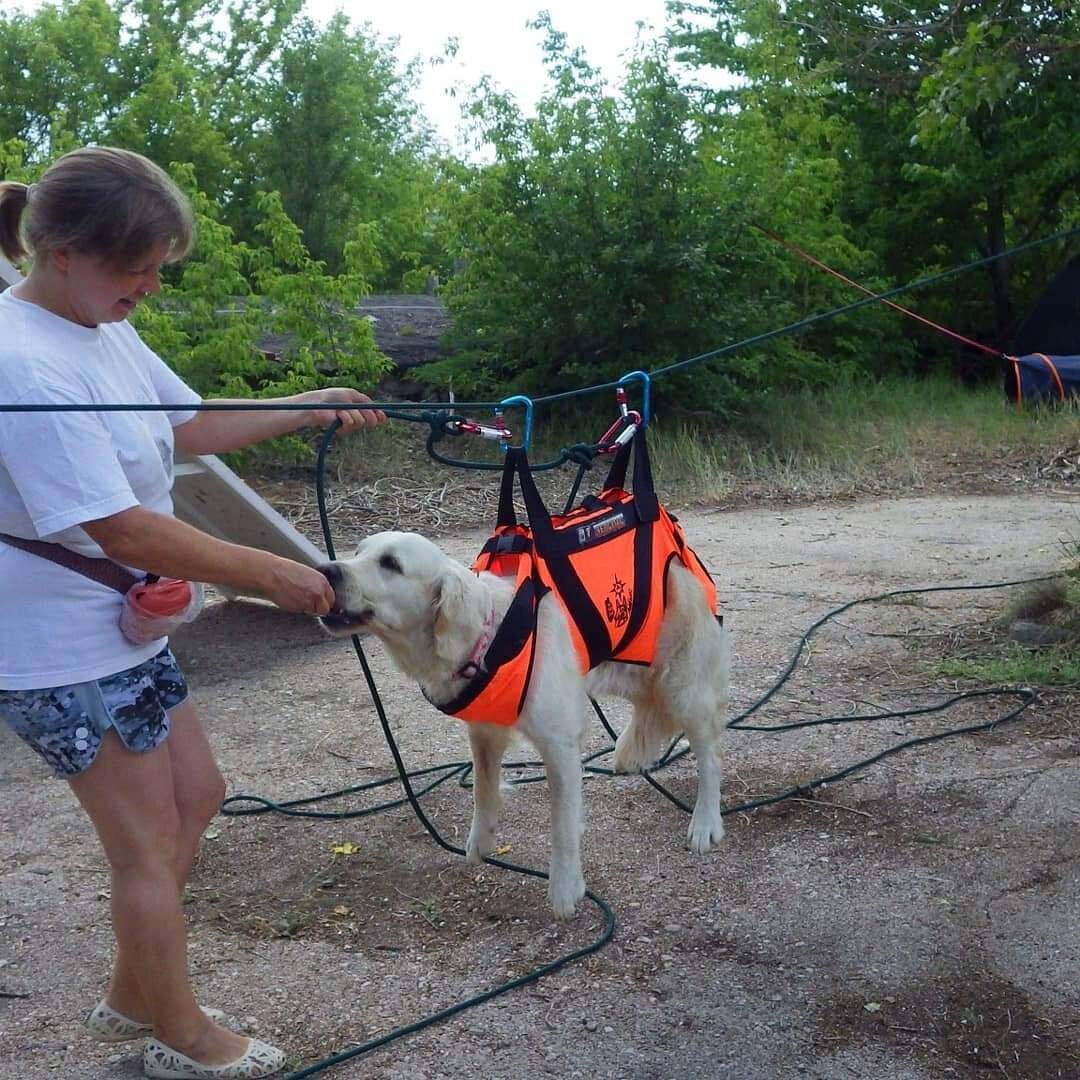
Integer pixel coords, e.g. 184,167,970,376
432,561,489,666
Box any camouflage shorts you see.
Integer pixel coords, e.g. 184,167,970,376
0,647,188,779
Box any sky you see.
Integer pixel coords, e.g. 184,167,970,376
306,1,683,154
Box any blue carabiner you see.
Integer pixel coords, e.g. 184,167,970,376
497,395,534,452
617,370,652,427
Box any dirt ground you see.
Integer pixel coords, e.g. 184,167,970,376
2,491,1079,1080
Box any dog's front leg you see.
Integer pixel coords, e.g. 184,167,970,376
532,730,586,918
465,724,512,863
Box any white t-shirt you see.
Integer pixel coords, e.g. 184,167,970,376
0,289,201,689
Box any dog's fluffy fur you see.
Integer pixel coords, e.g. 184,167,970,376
320,530,729,917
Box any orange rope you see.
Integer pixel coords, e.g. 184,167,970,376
1034,353,1067,400
755,226,1004,359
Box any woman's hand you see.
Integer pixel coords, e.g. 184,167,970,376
303,388,386,433
259,556,337,615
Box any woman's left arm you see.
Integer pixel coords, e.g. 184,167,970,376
173,388,385,455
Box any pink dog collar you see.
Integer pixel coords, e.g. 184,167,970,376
457,610,498,680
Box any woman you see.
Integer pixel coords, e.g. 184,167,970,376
0,147,384,1079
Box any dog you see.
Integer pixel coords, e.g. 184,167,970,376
319,530,729,917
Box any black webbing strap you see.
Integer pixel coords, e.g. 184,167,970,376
610,506,654,657
0,533,141,593
601,430,659,522
500,448,559,550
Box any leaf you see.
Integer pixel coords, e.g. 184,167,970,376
864,1002,882,1013
494,845,513,856
332,842,361,856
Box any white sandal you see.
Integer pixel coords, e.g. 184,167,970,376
86,1000,227,1043
143,1037,286,1079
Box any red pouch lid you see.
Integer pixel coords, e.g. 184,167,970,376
128,578,193,617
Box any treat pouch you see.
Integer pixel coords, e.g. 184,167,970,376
120,578,205,644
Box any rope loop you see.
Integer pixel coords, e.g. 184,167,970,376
563,442,599,469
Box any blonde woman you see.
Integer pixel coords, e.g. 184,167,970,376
0,147,383,1079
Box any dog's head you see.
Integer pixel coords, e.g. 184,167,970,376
318,531,490,668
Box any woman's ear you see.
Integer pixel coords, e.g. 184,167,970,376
432,562,488,665
49,247,69,273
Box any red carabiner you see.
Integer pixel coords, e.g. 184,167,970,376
451,418,514,442
597,409,641,454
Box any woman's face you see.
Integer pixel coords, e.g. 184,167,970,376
56,243,170,327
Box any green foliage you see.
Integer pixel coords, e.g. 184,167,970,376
3,0,1078,426
0,0,451,292
936,644,1080,687
248,190,390,395
133,168,389,401
241,11,445,279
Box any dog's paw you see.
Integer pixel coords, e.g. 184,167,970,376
465,825,496,864
548,872,587,919
687,810,725,854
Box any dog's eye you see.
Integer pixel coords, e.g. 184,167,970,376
379,553,403,574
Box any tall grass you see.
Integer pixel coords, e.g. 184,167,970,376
652,375,1079,501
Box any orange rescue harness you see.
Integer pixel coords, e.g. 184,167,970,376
435,434,717,725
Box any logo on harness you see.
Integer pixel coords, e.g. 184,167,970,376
577,511,626,546
604,575,633,627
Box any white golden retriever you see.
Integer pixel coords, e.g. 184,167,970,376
319,530,729,917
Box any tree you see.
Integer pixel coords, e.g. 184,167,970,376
672,0,1080,362
0,0,452,289
425,18,757,411
132,166,389,404
238,11,445,279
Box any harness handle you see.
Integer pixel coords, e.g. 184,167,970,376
495,447,557,548
601,428,659,523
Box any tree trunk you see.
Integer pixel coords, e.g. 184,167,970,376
985,189,1012,344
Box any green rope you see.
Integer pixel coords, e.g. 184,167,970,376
2,223,1076,431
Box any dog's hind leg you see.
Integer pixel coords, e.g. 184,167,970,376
465,724,513,863
679,709,726,852
654,564,729,853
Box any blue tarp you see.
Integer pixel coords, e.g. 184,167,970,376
1005,353,1080,404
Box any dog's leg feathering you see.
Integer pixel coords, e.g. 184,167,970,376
612,700,672,774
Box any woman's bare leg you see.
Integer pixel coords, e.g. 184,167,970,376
69,722,247,1064
99,700,224,1020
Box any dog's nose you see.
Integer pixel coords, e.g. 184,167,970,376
318,563,342,587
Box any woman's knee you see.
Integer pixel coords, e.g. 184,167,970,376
180,765,225,832
106,804,184,875
69,731,184,871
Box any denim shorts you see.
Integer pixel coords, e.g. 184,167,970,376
0,647,188,779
